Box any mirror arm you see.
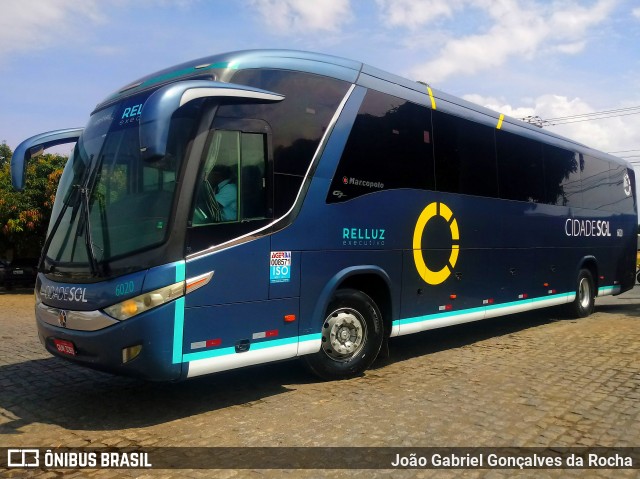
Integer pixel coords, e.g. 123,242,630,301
11,128,83,191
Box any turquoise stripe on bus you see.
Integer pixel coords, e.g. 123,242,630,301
598,285,617,295
182,333,321,363
393,292,572,328
172,261,186,364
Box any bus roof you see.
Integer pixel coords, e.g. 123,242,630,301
96,49,629,168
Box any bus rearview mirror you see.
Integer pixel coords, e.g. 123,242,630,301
11,128,83,191
139,80,284,162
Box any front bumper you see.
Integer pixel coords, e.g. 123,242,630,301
35,300,183,382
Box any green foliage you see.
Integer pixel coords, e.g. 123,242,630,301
0,146,67,258
0,142,12,167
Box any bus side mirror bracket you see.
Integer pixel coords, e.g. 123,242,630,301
139,80,284,162
11,128,83,191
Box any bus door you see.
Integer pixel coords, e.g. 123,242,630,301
179,120,300,375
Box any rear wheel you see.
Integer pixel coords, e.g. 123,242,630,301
568,269,595,318
305,289,384,380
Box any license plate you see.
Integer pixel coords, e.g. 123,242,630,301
53,339,76,356
13,269,23,275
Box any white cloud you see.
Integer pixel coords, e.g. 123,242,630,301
375,0,466,30
553,41,586,54
407,0,617,84
633,7,640,19
248,0,352,34
462,93,536,119
0,0,104,59
463,93,640,154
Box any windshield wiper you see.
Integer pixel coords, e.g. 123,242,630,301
38,184,79,273
41,151,102,278
79,186,100,277
40,185,101,278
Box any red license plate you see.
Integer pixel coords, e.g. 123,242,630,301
53,339,76,356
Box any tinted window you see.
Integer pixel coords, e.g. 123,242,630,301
432,111,498,198
192,129,269,226
223,69,350,216
328,89,434,202
543,145,582,208
580,154,610,210
187,119,273,252
240,133,269,219
496,130,545,203
607,163,635,213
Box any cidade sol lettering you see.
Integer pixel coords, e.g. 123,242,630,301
565,219,611,237
40,285,88,303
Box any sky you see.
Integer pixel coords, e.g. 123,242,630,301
1,0,640,171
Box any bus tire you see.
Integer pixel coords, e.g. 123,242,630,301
305,289,384,380
568,269,595,318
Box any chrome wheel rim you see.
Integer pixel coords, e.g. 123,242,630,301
321,308,367,362
579,277,591,309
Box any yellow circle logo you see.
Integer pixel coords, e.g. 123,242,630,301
413,202,460,285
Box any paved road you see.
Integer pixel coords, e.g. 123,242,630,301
0,287,639,478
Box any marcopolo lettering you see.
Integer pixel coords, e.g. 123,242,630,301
342,176,384,189
565,218,611,237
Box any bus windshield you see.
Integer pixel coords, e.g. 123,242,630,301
44,92,198,277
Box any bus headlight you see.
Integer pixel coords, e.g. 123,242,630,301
103,281,185,321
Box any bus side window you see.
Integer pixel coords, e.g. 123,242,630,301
496,130,545,203
225,69,350,217
192,130,239,225
240,133,268,219
432,111,498,198
543,146,582,208
607,164,635,214
327,89,434,203
192,130,269,226
581,154,612,211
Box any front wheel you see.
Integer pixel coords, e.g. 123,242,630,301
304,289,384,380
567,269,595,318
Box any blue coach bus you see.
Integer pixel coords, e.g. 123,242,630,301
12,50,637,381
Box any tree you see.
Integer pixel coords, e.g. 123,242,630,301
0,141,11,167
0,145,68,259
